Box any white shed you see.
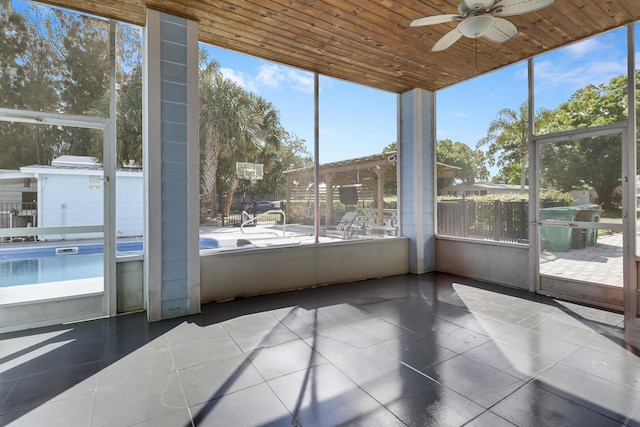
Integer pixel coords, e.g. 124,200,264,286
20,156,143,240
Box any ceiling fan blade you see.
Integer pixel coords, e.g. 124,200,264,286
483,17,518,43
410,14,461,27
431,28,464,52
492,0,554,17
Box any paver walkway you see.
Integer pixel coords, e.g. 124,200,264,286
540,232,623,287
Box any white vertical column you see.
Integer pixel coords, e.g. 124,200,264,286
143,10,200,321
399,89,436,274
624,23,639,346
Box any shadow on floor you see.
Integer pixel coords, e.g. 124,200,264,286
1,272,639,426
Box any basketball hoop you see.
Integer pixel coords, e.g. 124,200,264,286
237,162,263,184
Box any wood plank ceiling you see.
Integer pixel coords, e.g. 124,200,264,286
41,0,640,93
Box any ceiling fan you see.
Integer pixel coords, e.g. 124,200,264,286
410,0,555,52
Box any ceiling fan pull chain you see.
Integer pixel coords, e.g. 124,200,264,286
475,37,478,76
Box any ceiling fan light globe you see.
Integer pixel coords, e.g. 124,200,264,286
457,15,495,38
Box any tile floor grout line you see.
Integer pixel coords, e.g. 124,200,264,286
482,343,629,427
86,329,107,427
399,360,443,385
166,342,196,427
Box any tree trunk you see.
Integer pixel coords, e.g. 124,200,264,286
201,129,221,218
519,139,528,194
520,157,526,193
223,177,240,217
593,184,617,213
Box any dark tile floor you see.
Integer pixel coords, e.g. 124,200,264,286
1,272,640,426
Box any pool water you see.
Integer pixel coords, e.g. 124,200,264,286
1,238,219,287
1,253,104,287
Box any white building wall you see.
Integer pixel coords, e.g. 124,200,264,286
37,171,143,240
39,173,103,240
115,173,144,237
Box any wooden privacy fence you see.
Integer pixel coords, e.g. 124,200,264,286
437,199,529,243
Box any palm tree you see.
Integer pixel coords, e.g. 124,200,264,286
248,96,283,186
477,102,532,193
199,52,248,218
199,50,285,219
221,94,283,216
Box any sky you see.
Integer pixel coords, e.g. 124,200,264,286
202,24,639,170
201,44,398,164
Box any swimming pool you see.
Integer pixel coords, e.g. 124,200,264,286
0,238,219,287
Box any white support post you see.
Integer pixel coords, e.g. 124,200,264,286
399,89,436,274
143,10,200,321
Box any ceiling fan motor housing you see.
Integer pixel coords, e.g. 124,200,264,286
459,0,495,15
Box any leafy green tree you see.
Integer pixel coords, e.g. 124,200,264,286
251,131,312,193
53,10,110,156
0,3,117,168
437,139,488,191
382,141,397,152
490,162,522,185
0,0,28,109
0,1,61,167
540,71,640,211
384,140,488,188
114,64,143,166
91,27,143,166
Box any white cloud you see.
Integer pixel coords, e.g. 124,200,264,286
451,111,468,118
221,63,314,95
220,68,257,92
287,70,314,94
514,63,528,80
319,128,341,137
255,64,285,88
589,61,626,76
534,32,627,96
536,59,625,93
528,30,630,99
565,38,603,59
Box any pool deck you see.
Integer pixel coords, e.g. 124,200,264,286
0,278,103,306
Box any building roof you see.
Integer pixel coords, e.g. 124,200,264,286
283,151,458,187
449,183,529,190
41,1,639,94
0,170,35,186
51,155,101,168
19,156,141,176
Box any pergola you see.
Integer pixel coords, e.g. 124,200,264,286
282,151,459,226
